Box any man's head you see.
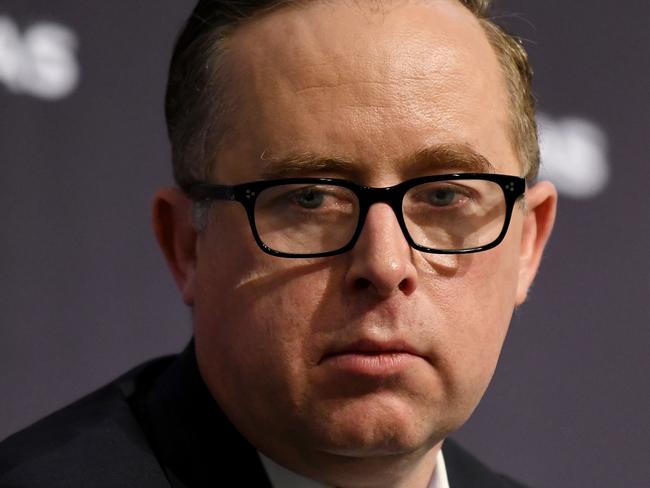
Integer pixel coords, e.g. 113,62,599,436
153,0,556,485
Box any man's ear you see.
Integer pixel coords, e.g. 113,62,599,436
152,187,198,306
516,180,558,305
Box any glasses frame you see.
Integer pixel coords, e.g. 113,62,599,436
185,173,526,258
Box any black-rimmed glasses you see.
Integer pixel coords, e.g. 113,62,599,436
185,173,526,258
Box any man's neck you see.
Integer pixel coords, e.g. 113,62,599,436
259,445,449,488
255,441,444,488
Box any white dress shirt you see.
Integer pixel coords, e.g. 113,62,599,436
259,448,450,488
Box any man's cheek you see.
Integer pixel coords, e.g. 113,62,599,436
436,252,515,356
465,246,518,306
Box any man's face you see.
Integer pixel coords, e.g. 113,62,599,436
180,0,547,476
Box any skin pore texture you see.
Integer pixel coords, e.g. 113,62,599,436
153,0,557,487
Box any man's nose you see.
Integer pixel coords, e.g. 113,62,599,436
344,203,418,297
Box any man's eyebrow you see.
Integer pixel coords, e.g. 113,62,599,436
258,143,496,180
259,152,360,179
402,143,496,174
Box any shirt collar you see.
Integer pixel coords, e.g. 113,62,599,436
259,449,450,488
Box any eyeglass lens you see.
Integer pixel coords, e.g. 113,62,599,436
253,179,507,255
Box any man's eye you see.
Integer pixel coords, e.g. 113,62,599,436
293,188,325,209
427,188,462,207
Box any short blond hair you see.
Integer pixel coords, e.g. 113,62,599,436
461,0,539,181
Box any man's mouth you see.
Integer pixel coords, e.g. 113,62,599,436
319,339,425,376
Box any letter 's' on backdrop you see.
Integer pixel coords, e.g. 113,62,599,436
1,1,648,486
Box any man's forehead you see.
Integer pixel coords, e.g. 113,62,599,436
227,0,495,84
211,0,515,182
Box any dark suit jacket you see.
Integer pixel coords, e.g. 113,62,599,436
0,342,528,487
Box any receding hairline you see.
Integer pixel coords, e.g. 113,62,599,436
209,0,512,169
166,0,538,189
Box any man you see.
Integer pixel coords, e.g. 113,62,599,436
0,0,557,486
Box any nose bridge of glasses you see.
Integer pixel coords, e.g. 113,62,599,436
353,185,410,247
358,184,405,215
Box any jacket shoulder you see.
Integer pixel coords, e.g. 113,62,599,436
0,357,174,488
443,438,531,488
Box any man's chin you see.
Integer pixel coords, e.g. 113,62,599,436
306,408,443,459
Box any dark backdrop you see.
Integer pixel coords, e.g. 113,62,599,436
1,1,648,487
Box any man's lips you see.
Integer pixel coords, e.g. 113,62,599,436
320,339,424,362
319,339,426,375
